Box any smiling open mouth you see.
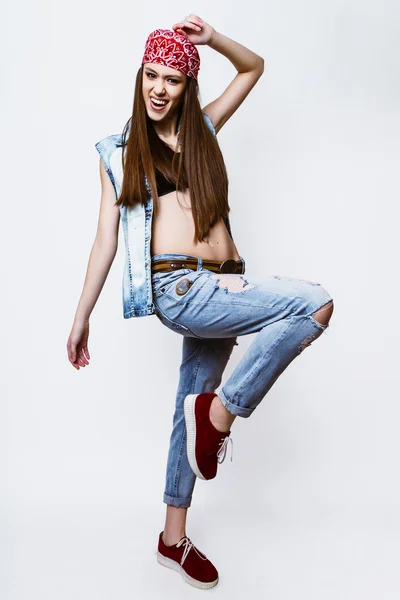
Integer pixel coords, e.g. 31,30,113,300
150,98,169,110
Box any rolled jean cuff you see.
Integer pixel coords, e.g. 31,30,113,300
163,492,192,508
218,389,254,418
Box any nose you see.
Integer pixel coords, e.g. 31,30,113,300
153,82,166,96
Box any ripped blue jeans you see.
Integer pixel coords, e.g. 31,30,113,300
151,253,333,508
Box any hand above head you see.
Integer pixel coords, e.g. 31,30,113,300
171,14,216,46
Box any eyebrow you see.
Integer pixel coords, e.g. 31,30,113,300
145,67,183,79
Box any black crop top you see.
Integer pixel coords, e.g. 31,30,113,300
154,142,187,197
156,169,178,197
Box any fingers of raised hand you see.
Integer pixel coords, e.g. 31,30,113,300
175,15,203,31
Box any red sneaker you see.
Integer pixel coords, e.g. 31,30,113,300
157,531,219,589
184,392,233,480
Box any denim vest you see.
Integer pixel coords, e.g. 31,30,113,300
95,113,234,319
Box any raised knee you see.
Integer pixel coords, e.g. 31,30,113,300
313,300,334,327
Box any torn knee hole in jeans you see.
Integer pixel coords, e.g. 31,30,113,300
311,300,334,328
211,274,255,293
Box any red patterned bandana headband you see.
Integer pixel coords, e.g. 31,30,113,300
141,28,200,81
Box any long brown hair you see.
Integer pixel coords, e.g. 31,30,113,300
115,64,230,244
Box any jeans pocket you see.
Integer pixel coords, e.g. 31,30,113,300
152,269,192,298
162,269,207,301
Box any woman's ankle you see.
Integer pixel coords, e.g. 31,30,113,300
162,529,187,546
163,505,188,546
209,394,236,431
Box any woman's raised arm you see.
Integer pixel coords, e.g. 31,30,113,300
172,15,264,134
202,28,264,134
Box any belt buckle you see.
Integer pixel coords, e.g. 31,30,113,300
220,259,238,274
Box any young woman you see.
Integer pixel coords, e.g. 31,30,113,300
67,16,334,590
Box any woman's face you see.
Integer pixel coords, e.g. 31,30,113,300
142,62,187,123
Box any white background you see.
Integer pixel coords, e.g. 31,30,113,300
2,0,400,597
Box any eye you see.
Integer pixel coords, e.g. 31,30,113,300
146,73,178,84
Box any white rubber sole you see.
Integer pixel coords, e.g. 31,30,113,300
184,394,206,480
157,551,219,589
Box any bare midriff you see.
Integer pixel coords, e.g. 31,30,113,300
151,187,241,262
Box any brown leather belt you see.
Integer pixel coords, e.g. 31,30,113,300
151,256,245,274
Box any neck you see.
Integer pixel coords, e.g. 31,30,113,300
152,113,181,139
152,119,176,139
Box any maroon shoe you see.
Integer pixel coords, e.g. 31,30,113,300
184,392,233,480
157,531,219,589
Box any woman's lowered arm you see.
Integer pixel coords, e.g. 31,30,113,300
66,160,120,369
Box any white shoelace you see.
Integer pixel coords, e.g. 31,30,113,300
177,537,208,566
217,435,233,463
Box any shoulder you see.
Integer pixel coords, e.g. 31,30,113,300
95,133,124,178
95,133,123,156
95,133,124,193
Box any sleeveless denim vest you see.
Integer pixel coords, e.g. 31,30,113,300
95,112,235,319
